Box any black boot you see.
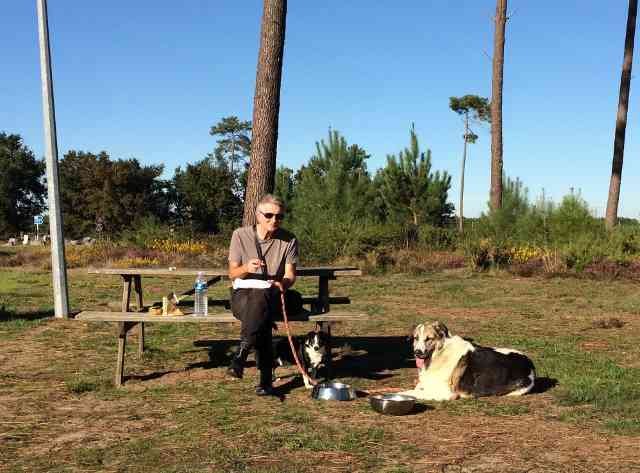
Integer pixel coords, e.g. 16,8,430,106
255,385,274,396
255,346,274,396
227,343,250,379
255,368,274,396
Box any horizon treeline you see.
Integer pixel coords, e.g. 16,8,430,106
2,124,637,262
0,125,455,240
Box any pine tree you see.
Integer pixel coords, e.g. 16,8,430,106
0,133,46,236
375,125,453,228
490,0,508,211
450,95,490,232
243,0,288,225
209,116,251,177
292,130,372,223
289,130,375,259
605,0,638,228
173,156,242,234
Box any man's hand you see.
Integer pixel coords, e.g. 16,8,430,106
246,259,264,273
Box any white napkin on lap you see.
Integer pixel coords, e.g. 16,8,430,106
232,278,272,290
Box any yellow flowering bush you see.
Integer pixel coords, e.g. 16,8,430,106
147,239,207,255
64,242,118,267
509,245,544,264
111,256,161,268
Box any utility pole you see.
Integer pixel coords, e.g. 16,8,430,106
36,0,69,318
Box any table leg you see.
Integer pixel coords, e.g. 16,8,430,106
117,277,135,387
115,321,130,387
121,275,132,312
316,276,330,314
133,275,145,357
317,321,333,380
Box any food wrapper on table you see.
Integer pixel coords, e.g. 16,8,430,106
148,292,185,316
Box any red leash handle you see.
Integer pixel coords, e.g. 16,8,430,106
280,291,319,387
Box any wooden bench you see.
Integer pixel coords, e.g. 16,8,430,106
75,310,366,387
79,267,366,387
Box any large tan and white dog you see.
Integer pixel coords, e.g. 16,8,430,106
400,321,536,401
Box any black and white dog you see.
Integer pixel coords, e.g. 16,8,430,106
401,321,536,401
273,331,329,389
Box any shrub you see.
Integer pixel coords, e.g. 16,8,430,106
119,216,174,247
417,224,458,250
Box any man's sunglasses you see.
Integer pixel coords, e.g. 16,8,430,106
259,210,285,221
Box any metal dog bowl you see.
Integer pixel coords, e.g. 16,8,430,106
311,382,356,401
369,393,417,415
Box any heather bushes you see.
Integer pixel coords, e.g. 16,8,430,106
461,186,640,276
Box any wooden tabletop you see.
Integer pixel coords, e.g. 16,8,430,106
88,267,362,277
75,310,367,323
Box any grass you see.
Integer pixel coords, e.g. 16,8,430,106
64,376,100,394
2,266,640,472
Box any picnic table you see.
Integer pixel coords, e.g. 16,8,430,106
75,266,365,387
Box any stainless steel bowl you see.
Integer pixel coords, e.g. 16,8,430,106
311,382,356,401
369,393,417,415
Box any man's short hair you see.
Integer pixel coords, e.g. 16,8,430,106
256,194,285,211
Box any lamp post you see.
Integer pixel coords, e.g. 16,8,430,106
36,0,69,318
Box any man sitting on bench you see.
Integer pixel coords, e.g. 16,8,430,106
226,194,298,396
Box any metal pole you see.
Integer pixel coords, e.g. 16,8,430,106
37,0,69,318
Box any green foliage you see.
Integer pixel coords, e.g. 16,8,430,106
374,125,454,227
118,216,173,247
274,166,295,211
461,177,640,272
547,191,602,244
449,95,491,123
289,130,376,260
0,132,46,236
58,151,166,238
449,95,490,146
292,129,374,221
476,176,536,243
417,224,458,250
209,116,251,175
173,156,242,234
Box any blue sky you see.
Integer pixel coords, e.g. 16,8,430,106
2,1,639,218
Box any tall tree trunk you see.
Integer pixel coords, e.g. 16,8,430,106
490,0,507,212
606,0,637,229
459,114,469,233
242,0,288,226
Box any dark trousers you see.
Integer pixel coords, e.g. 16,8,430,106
231,288,280,384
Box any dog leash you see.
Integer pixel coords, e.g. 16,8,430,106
280,290,319,387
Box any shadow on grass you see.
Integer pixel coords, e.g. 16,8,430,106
192,335,413,380
332,335,413,380
111,336,409,399
0,306,54,322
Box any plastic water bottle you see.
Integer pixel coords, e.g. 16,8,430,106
194,271,208,316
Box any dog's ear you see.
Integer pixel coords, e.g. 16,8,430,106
433,321,449,339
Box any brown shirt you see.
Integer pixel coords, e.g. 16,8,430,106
228,226,298,280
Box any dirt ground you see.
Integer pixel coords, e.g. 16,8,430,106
2,319,639,473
